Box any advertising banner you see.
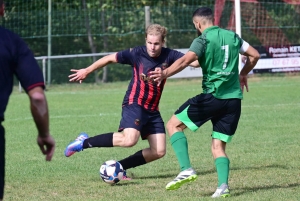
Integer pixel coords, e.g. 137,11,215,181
253,45,300,73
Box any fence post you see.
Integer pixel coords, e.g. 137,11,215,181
47,0,52,86
145,6,150,30
42,58,47,85
234,0,242,72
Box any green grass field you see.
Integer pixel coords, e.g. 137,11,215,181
2,75,300,201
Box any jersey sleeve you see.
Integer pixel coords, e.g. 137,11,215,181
169,49,184,64
235,34,250,54
239,40,250,54
189,37,206,58
13,36,45,93
116,48,133,66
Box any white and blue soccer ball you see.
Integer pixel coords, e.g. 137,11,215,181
99,160,124,185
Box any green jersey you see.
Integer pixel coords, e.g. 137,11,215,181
189,26,244,99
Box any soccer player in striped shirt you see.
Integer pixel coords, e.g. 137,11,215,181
64,24,199,179
150,7,260,198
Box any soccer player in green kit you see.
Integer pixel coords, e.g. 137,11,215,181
150,7,260,198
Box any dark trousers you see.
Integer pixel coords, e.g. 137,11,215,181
0,124,5,199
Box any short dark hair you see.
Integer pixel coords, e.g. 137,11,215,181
192,7,213,21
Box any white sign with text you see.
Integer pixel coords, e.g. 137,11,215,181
170,49,203,78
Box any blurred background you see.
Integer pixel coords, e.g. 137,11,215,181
0,0,299,84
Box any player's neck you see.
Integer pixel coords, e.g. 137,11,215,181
201,24,214,32
150,50,162,58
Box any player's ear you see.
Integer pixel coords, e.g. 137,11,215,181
197,21,202,31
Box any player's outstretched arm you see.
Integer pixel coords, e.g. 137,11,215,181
28,86,55,161
69,53,118,83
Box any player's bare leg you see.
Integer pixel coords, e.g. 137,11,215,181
112,128,140,147
165,115,197,190
211,138,227,159
166,114,187,137
64,128,141,157
142,133,166,162
211,139,230,198
115,133,165,180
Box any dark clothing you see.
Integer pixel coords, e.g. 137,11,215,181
0,26,45,122
0,26,45,199
116,46,183,111
0,124,4,199
175,93,241,139
118,103,165,140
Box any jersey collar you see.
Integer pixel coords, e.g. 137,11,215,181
202,26,219,34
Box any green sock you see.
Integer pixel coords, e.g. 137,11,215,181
170,132,191,171
215,157,230,187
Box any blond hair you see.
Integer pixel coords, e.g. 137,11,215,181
145,24,167,41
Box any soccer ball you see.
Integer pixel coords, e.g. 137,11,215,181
99,160,124,185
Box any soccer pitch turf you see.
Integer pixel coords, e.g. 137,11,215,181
2,75,300,201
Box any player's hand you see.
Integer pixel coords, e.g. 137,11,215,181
149,67,166,86
37,134,55,161
239,74,249,93
69,69,88,83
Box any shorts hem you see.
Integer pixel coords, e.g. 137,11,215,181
212,131,233,143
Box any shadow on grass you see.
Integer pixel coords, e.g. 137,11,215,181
97,164,294,189
231,164,290,171
233,182,300,196
126,169,216,180
114,181,141,186
201,164,297,197
200,182,300,197
131,164,289,180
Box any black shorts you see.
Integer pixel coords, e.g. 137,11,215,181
118,104,165,140
0,123,5,199
175,94,241,142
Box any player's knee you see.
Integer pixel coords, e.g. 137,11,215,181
152,149,166,159
157,149,166,158
121,130,140,147
123,139,138,147
166,120,176,135
211,141,226,158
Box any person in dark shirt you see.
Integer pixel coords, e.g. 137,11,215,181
0,1,55,200
64,24,199,178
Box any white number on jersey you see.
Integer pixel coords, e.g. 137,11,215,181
221,45,229,69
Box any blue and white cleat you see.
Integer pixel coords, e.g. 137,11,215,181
64,133,89,157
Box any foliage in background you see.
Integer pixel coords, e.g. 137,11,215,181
1,0,299,83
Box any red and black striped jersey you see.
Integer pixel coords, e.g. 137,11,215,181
116,46,184,111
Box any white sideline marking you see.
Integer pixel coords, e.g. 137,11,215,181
4,103,299,122
6,113,118,122
46,89,121,95
242,103,300,108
